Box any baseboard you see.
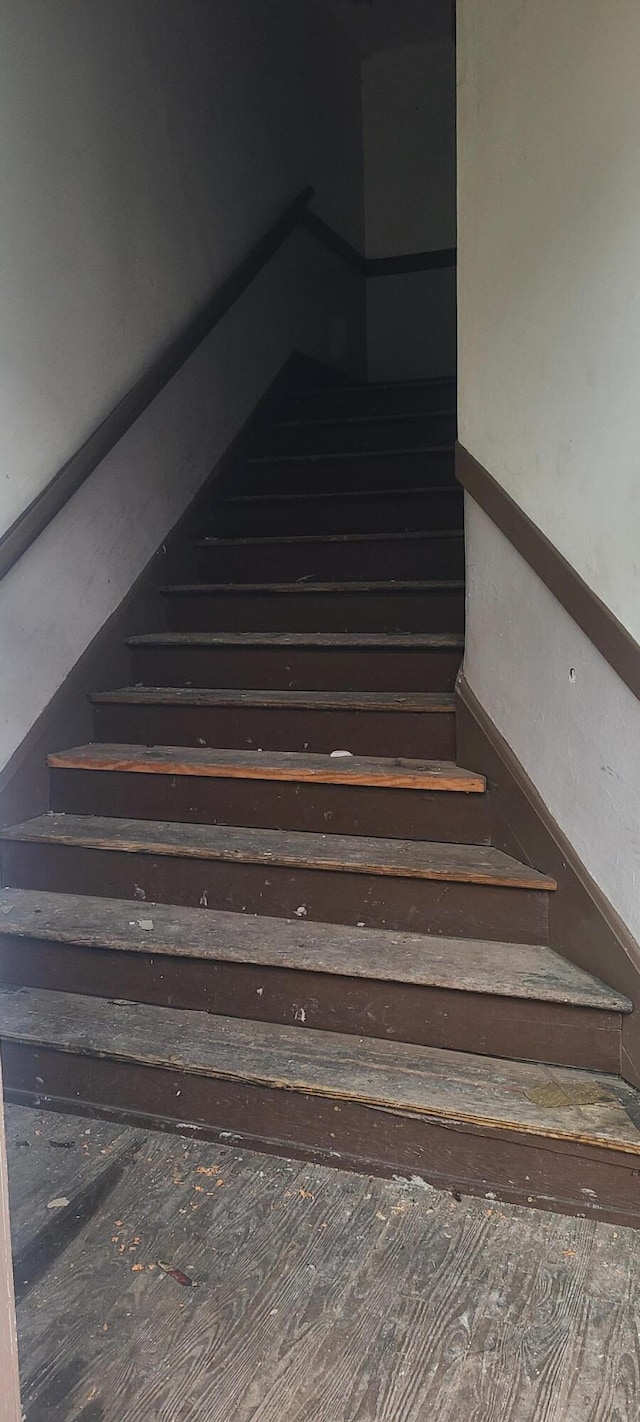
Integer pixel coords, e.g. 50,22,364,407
0,352,322,832
456,674,640,1087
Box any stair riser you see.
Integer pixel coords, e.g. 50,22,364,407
49,769,491,844
197,535,465,583
252,416,456,458
0,939,621,1072
240,449,455,495
283,381,456,421
1,842,550,943
216,488,463,537
5,1043,638,1226
163,589,465,634
129,645,463,693
92,704,458,759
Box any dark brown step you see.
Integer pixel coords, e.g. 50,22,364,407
91,688,458,759
162,581,465,633
196,530,465,583
48,745,489,843
285,377,456,422
254,412,457,458
2,986,639,1225
216,484,463,537
0,890,627,1070
127,631,464,693
0,815,555,943
241,447,456,496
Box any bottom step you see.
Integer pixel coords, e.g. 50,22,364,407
2,986,640,1226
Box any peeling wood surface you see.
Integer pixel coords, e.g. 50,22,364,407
7,1108,640,1422
0,988,638,1152
0,888,623,1008
48,745,485,794
0,816,556,889
90,687,457,713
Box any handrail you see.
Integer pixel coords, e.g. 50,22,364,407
0,185,456,583
0,185,314,583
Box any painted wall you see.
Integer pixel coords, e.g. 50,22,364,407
363,40,456,380
0,0,363,538
0,227,364,778
458,0,640,643
458,0,640,944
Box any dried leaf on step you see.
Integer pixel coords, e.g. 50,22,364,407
157,1260,194,1287
524,1081,613,1108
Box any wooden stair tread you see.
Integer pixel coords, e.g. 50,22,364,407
0,985,635,1152
246,447,453,466
272,411,453,429
196,529,464,548
126,631,465,649
0,815,557,889
223,483,455,502
0,889,626,1010
90,688,456,713
162,580,465,596
48,744,485,793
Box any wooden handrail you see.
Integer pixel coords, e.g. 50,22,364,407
0,186,456,583
0,185,315,583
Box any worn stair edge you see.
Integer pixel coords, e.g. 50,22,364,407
90,688,457,713
222,483,458,504
126,631,465,649
0,986,637,1153
0,815,557,891
196,529,464,548
246,446,453,466
0,889,627,1011
161,580,465,596
48,745,485,794
272,411,455,428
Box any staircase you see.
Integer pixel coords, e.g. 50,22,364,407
1,371,639,1226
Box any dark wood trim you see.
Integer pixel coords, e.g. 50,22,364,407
0,355,320,830
366,249,457,277
300,208,366,273
301,210,456,280
0,187,315,585
456,675,640,1087
456,441,640,705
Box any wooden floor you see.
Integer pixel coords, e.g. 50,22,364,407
6,1105,640,1421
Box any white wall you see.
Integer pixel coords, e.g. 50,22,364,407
363,40,456,380
0,227,364,776
0,0,363,538
465,499,640,945
0,0,366,777
458,0,640,944
458,0,640,643
364,41,456,258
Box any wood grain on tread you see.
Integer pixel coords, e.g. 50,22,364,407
196,528,464,548
91,689,456,716
246,447,452,466
0,987,636,1151
126,631,465,650
0,815,557,889
48,744,485,794
222,483,454,504
90,687,457,712
162,579,465,596
0,889,626,1009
